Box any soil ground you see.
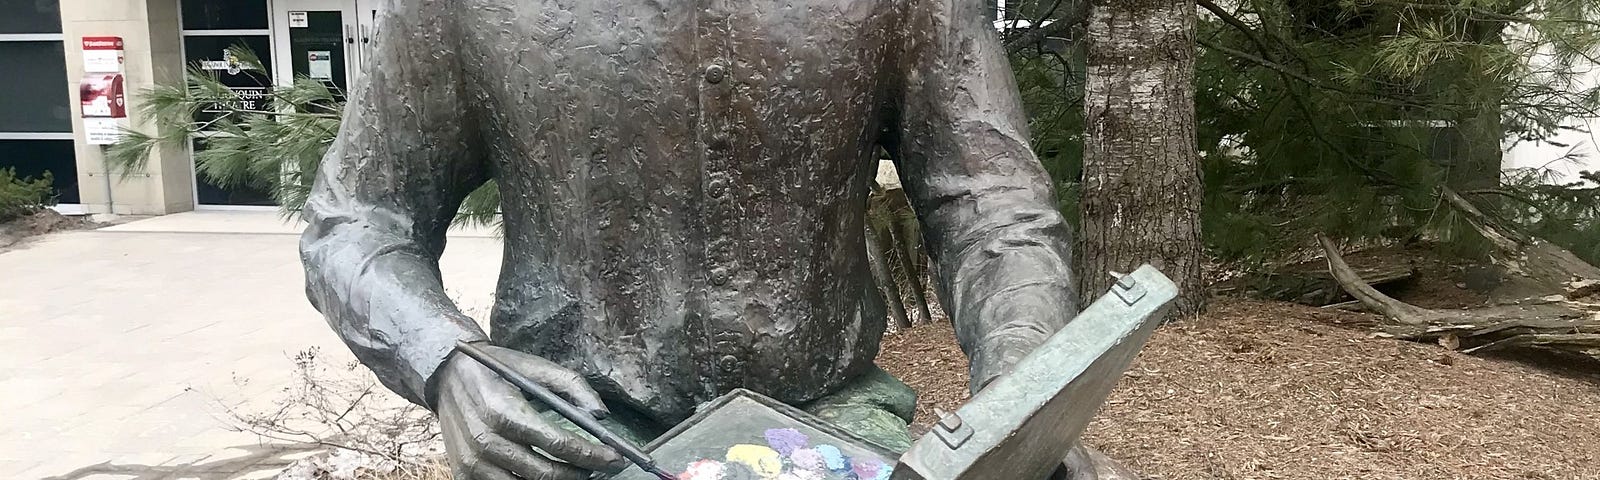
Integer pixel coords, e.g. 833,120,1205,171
876,297,1600,480
0,209,93,252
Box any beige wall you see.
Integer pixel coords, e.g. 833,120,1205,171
60,0,192,215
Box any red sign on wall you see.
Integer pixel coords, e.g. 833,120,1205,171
81,36,125,73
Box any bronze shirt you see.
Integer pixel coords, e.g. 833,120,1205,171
300,0,1079,422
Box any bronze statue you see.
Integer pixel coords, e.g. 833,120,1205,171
299,0,1096,478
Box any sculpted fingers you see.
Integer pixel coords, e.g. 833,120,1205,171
487,401,628,473
485,346,611,417
440,403,484,480
479,432,589,480
454,399,603,479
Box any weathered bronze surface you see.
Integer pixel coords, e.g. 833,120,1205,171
298,0,1084,477
891,265,1177,480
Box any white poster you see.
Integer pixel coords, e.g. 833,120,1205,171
289,11,309,28
82,50,123,73
84,118,124,145
308,51,333,80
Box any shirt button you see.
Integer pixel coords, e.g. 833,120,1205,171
707,176,729,199
705,64,727,84
710,266,731,286
718,355,741,372
708,132,730,151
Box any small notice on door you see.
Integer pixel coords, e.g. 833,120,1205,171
308,51,333,80
289,11,308,28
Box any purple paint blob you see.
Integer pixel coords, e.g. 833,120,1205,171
852,459,883,479
764,428,810,456
790,448,826,471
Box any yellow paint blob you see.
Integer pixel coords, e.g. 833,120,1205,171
725,444,784,479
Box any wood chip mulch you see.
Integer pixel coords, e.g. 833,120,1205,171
875,297,1600,479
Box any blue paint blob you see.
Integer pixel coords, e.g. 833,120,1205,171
815,444,848,471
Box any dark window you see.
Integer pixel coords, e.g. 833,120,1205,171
192,138,274,206
0,41,72,133
0,0,63,34
181,0,269,31
0,139,78,204
182,35,274,125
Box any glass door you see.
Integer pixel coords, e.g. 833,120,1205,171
354,1,385,72
271,0,357,105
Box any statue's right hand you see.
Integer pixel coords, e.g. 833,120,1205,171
433,344,628,480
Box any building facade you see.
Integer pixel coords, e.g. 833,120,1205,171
1,0,381,215
2,1,1589,218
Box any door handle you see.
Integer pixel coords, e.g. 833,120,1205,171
344,24,355,45
359,24,369,44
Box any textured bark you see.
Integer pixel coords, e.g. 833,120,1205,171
1079,0,1205,317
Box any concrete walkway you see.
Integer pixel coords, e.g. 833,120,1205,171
0,211,502,479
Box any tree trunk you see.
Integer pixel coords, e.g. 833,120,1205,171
1079,0,1205,317
890,213,934,325
866,223,912,330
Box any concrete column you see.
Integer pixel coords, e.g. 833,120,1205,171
59,0,193,215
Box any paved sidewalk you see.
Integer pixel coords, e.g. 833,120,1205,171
0,211,501,479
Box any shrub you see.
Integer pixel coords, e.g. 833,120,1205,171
0,168,55,222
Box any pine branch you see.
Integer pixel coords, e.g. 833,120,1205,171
1356,0,1600,29
1004,0,1090,54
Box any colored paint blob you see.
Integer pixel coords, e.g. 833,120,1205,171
726,444,784,479
851,459,884,479
789,447,826,472
814,444,848,471
679,459,724,480
764,428,810,456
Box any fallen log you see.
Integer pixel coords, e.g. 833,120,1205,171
1442,187,1600,300
1318,235,1600,362
1214,260,1417,306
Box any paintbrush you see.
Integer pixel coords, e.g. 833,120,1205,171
455,341,677,480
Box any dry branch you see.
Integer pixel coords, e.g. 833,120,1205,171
1318,235,1600,363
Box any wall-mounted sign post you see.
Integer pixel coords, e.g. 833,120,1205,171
79,36,127,146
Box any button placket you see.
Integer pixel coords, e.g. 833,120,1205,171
697,0,746,387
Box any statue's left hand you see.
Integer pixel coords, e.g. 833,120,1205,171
432,345,627,480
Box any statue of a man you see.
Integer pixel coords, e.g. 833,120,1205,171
300,0,1092,478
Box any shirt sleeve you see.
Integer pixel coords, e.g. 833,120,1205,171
298,0,490,408
888,0,1080,393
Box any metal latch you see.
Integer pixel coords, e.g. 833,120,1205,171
931,408,974,449
1109,271,1146,306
